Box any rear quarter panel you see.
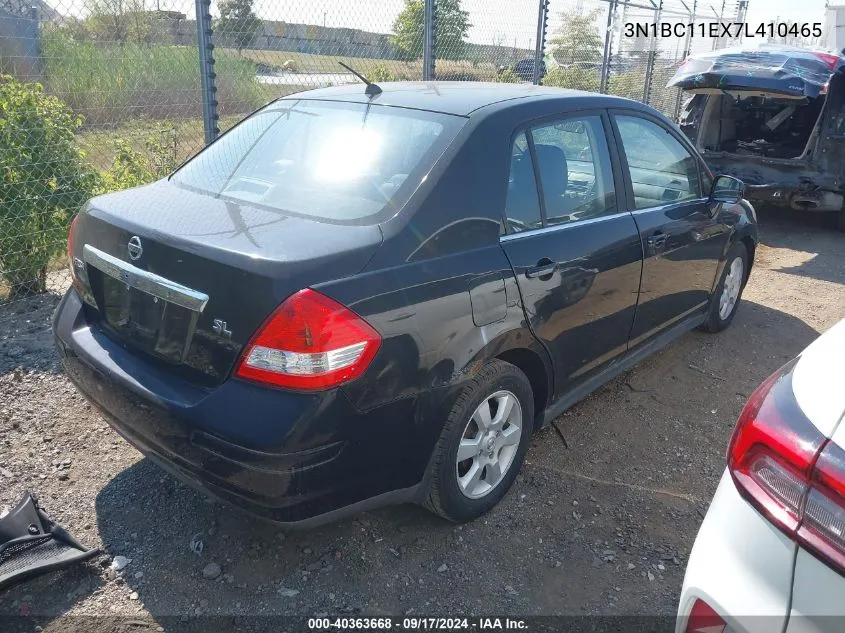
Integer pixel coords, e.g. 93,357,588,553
315,244,550,489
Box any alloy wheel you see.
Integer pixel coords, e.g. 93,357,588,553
455,390,523,499
718,256,744,320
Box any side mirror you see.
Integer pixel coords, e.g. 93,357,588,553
710,174,744,205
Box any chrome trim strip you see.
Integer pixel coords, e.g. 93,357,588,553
82,244,209,312
630,197,708,216
499,211,631,242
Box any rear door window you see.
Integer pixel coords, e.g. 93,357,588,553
530,116,616,225
172,100,464,224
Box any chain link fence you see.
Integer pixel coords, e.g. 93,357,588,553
0,0,747,316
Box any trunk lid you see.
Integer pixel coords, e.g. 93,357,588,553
668,45,844,99
72,180,383,387
792,318,845,440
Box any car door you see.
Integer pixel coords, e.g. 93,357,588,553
610,110,730,347
498,112,643,397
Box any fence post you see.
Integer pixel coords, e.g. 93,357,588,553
673,0,696,119
532,0,549,85
195,0,219,145
641,0,663,105
29,5,42,80
599,0,616,94
423,0,436,80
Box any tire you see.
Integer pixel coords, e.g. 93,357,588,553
700,242,749,333
423,359,534,523
837,207,845,233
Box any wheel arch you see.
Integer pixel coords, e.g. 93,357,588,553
460,328,554,431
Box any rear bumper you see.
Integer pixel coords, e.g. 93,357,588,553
677,470,796,633
53,289,423,526
700,153,842,212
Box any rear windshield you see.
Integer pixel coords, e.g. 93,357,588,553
172,99,464,224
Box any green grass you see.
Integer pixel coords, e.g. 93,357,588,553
76,115,247,173
236,47,501,81
41,30,268,127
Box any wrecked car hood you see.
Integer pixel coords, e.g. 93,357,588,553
668,44,845,98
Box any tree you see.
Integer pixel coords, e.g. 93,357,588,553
391,0,470,61
216,0,261,52
85,0,152,44
550,8,603,66
0,76,96,296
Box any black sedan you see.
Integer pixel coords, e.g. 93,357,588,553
54,82,758,526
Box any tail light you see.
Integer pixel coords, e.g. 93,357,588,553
813,51,841,70
234,288,381,391
728,358,845,574
684,599,726,633
67,214,78,269
67,214,82,293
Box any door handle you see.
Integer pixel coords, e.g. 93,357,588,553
647,232,668,252
525,258,557,279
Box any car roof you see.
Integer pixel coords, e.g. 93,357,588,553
280,81,642,117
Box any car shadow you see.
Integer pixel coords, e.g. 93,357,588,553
92,458,445,621
755,204,845,286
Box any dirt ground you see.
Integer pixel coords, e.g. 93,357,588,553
0,206,843,629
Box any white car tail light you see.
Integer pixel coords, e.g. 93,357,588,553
234,288,381,391
728,358,845,574
684,598,727,633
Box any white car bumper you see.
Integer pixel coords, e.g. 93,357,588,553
677,470,796,633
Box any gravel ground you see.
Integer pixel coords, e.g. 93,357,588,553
0,207,843,629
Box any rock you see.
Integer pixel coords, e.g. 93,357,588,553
627,563,636,570
189,534,204,554
437,564,447,573
277,587,300,598
110,556,131,571
129,592,139,601
302,547,313,555
133,571,144,579
504,585,518,595
202,563,222,580
647,571,655,581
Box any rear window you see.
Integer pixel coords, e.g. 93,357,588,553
172,100,464,223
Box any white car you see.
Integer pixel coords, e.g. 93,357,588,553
678,319,845,633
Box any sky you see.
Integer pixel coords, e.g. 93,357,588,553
47,0,833,49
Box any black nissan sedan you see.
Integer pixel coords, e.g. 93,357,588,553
54,82,758,526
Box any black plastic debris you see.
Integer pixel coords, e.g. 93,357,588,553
0,492,99,591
